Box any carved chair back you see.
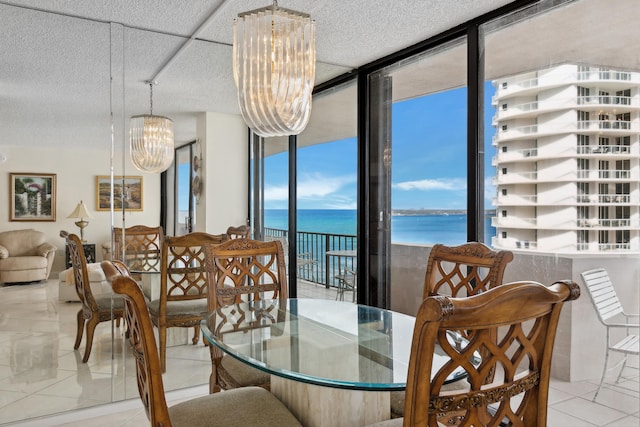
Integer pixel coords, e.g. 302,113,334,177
204,237,288,312
61,230,97,311
424,242,513,298
225,224,251,240
111,274,173,426
404,280,580,426
112,225,163,272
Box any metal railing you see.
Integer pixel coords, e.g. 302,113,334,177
265,227,357,288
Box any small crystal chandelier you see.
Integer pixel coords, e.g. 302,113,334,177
233,0,316,137
130,81,174,173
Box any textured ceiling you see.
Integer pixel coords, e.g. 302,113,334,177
0,0,512,150
3,0,637,153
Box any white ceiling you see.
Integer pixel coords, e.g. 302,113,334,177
3,0,638,154
0,0,513,150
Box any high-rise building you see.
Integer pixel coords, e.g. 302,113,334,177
491,64,639,253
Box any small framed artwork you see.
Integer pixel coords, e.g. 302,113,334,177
10,173,57,221
96,175,143,211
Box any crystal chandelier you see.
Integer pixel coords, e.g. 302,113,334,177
130,81,174,173
233,0,316,137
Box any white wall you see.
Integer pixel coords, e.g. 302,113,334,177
196,112,248,234
0,144,161,274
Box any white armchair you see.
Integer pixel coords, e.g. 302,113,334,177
0,229,56,284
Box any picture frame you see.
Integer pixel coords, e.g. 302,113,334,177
95,175,143,211
10,173,57,221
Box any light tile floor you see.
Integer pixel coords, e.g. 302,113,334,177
0,279,637,426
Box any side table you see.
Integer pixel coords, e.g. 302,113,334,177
65,243,96,268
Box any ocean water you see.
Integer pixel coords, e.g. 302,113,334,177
264,209,496,246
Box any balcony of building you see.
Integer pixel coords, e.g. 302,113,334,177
576,119,634,133
576,194,633,205
492,93,638,123
493,193,538,206
493,68,640,102
578,242,632,252
576,144,635,156
492,147,538,165
492,216,538,228
577,169,633,181
576,69,640,83
577,218,638,228
493,170,538,185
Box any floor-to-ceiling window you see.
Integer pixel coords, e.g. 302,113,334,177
481,0,639,413
366,37,470,311
385,39,470,247
295,82,358,299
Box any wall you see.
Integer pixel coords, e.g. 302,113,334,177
0,144,160,274
389,243,640,382
196,112,248,234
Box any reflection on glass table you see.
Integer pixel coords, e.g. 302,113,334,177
202,298,477,427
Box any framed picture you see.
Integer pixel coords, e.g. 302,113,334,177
10,173,57,221
96,175,143,211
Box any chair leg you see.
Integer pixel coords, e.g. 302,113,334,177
159,326,166,373
593,348,610,401
82,316,100,363
192,325,200,345
74,309,85,350
209,345,222,394
616,354,629,383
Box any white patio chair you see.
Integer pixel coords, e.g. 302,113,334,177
580,267,639,401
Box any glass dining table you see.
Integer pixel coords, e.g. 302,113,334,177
201,298,470,427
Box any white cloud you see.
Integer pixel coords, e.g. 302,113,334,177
393,178,466,191
264,185,289,201
264,173,356,202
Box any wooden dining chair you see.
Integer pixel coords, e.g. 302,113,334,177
61,230,125,363
203,237,288,394
111,225,164,273
423,242,514,298
149,232,227,372
391,242,514,417
110,273,302,427
100,259,131,281
370,280,580,427
225,224,251,239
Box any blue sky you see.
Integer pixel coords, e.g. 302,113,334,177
264,83,498,210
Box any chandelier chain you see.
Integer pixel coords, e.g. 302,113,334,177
149,82,154,115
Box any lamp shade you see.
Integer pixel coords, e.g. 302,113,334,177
130,114,174,173
233,2,316,137
67,200,92,219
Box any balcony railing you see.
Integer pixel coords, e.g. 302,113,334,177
265,227,357,288
577,194,631,204
577,95,632,106
492,217,537,227
493,194,537,205
577,70,634,81
577,218,633,228
577,170,631,180
576,145,631,155
598,243,632,251
577,120,632,131
493,148,538,163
